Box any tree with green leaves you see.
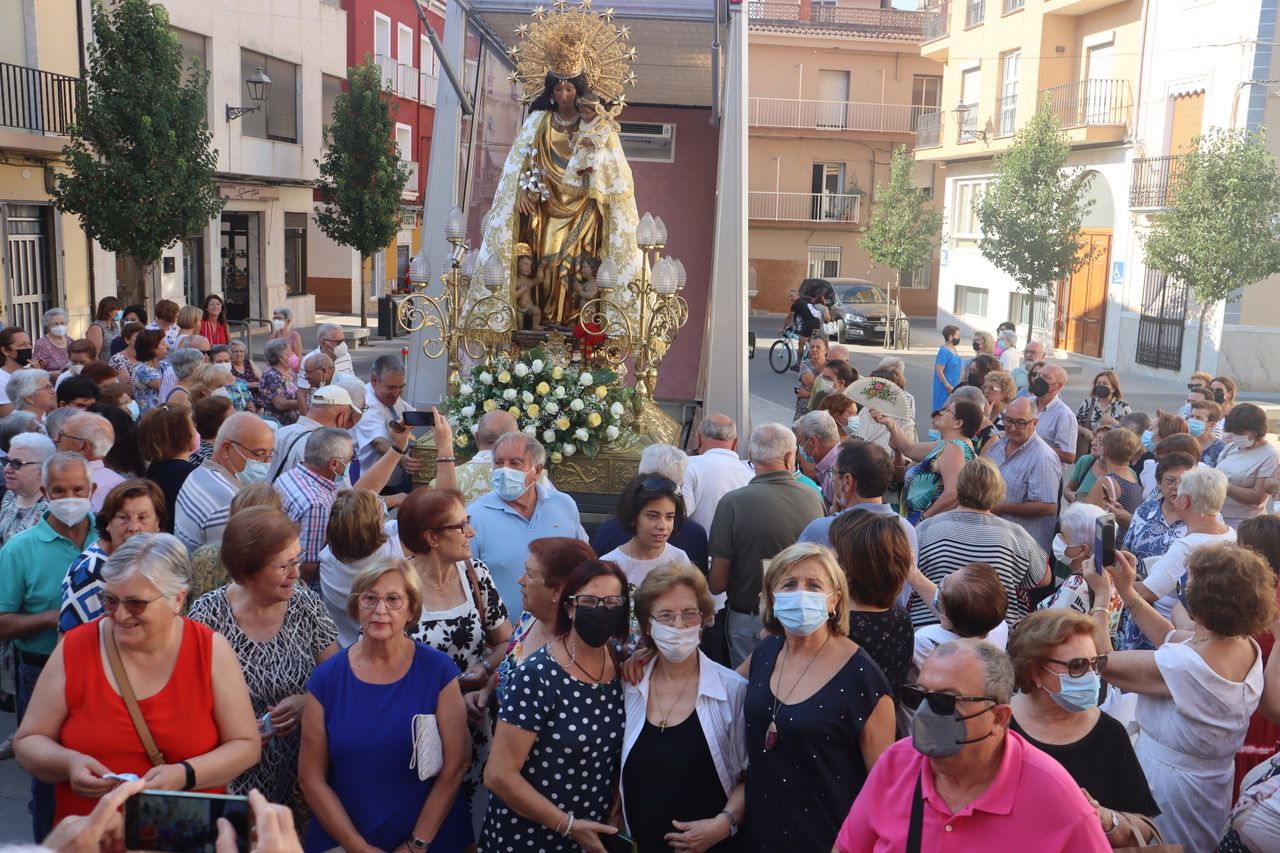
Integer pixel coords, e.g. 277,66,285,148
862,145,943,348
314,58,411,328
52,0,223,303
977,100,1094,343
1142,127,1280,370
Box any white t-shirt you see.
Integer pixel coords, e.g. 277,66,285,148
352,381,412,473
600,542,689,587
1143,528,1238,615
999,349,1019,372
319,520,403,647
1215,441,1280,527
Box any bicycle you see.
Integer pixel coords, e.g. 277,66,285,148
769,328,801,374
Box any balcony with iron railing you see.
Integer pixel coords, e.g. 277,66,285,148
1130,154,1187,209
749,191,862,224
747,1,923,39
0,62,78,143
1038,78,1131,142
749,98,935,135
922,2,950,44
915,110,943,148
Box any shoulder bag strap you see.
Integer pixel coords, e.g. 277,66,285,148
905,769,925,853
270,429,312,484
104,623,167,767
462,560,499,646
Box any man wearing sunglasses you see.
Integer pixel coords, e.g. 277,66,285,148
835,639,1109,850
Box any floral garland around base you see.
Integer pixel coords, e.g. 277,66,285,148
444,348,636,462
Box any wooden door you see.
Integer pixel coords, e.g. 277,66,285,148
1056,229,1110,358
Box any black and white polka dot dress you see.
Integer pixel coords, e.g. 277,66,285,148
480,646,623,852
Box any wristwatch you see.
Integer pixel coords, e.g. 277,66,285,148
718,810,739,837
409,837,430,850
1103,809,1121,837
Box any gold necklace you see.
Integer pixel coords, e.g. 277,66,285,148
653,660,698,732
551,112,580,129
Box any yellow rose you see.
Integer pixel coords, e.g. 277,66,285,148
555,417,571,430
482,399,497,412
587,412,602,427
550,451,564,464
497,371,512,384
526,403,541,417
455,434,468,447
551,366,564,380
507,406,521,418
536,381,551,396
596,385,608,398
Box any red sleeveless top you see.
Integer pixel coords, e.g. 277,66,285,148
55,617,223,820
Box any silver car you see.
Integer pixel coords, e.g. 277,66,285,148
829,279,903,345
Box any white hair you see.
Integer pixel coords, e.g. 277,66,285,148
67,412,114,459
494,431,546,468
999,328,1017,345
9,432,55,460
101,533,190,600
950,386,986,409
793,411,839,444
698,415,737,442
168,348,204,379
1059,501,1106,549
272,306,294,322
748,423,796,465
638,444,688,482
263,338,291,366
1177,466,1229,515
41,451,91,489
303,427,354,468
41,307,67,332
877,356,906,374
6,369,46,409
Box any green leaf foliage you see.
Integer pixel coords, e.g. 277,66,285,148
862,145,942,276
313,58,410,261
1142,127,1280,368
977,101,1094,299
52,0,224,267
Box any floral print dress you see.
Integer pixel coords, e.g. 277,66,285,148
257,367,299,426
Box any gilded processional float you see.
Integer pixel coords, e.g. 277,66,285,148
400,0,690,495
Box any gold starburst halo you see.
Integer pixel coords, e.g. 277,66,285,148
514,0,637,106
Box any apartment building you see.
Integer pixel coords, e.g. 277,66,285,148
747,0,944,318
0,0,104,335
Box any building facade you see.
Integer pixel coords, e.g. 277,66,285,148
747,0,943,319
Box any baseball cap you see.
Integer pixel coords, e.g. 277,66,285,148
311,385,362,414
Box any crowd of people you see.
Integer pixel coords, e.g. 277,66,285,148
0,294,1278,852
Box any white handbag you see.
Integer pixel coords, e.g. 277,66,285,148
409,713,443,781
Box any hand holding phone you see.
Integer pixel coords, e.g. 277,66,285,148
1094,513,1116,574
400,410,436,427
126,790,252,853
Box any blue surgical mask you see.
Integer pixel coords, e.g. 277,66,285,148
236,458,271,486
772,590,831,636
798,444,814,464
491,466,532,502
1187,418,1207,437
126,400,141,421
113,310,124,322
1177,402,1193,419
1042,669,1101,713
1141,430,1156,453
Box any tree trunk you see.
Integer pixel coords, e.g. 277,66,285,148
884,272,900,350
1194,302,1211,371
359,252,368,329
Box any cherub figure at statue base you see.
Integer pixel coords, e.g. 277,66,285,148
512,243,544,331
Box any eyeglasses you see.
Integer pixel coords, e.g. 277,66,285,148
3,458,35,471
653,608,703,627
102,592,165,615
901,684,998,716
229,440,274,463
1041,655,1108,677
434,516,472,533
358,592,407,611
640,477,680,496
56,432,87,445
1003,417,1035,429
931,408,955,418
322,337,345,346
569,594,627,609
265,556,303,576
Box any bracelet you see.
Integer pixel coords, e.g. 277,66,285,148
1089,606,1108,616
563,813,575,838
718,810,739,836
180,760,196,791
436,456,456,464
409,836,430,851
1104,809,1121,836
481,658,495,675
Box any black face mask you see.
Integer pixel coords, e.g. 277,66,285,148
1029,377,1050,397
573,604,627,648
972,342,981,352
948,336,960,345
968,375,983,388
1213,387,1226,404
1093,384,1111,398
13,348,31,366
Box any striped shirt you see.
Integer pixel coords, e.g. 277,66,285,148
910,509,1049,627
274,464,338,564
174,463,240,552
986,432,1063,555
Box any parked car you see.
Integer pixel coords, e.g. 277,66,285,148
828,278,904,345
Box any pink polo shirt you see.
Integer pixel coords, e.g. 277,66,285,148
835,733,1110,852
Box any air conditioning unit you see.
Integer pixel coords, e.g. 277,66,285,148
618,121,676,163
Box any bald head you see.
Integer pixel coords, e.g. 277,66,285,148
59,412,114,460
182,334,211,354
476,410,519,450
1005,397,1036,420
697,413,738,450
215,411,274,451
828,344,849,363
1037,365,1067,401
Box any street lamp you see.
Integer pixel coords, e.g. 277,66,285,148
226,67,273,122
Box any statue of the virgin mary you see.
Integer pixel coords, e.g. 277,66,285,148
470,1,641,328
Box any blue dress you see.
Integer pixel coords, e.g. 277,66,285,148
305,643,471,853
932,345,961,412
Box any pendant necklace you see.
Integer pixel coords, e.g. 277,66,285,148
654,661,698,732
565,636,606,686
765,632,831,751
551,112,580,130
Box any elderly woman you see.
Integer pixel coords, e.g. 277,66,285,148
270,307,304,371
737,542,894,852
188,484,284,602
1037,502,1122,639
190,507,339,817
8,368,56,428
165,350,216,408
1123,453,1193,562
0,432,55,546
1083,427,1144,525
1008,609,1161,847
228,339,260,395
138,404,198,532
1076,369,1131,439
258,339,301,426
58,480,165,633
300,558,471,852
873,398,981,524
1094,545,1274,852
1065,423,1114,503
997,327,1019,371
830,512,914,701
482,559,628,852
210,345,255,413
199,294,231,346
320,489,403,646
14,533,260,822
622,564,746,852
1215,403,1279,528
952,385,999,452
793,335,828,420
398,487,512,827
32,309,71,374
981,369,1017,432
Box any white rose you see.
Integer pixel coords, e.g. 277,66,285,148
554,386,566,398
562,443,577,456
459,383,473,396
478,372,493,385
521,391,534,404
570,399,585,412
610,401,625,418
545,401,559,415
460,404,475,418
523,425,537,436
579,372,594,386
543,429,558,442
513,363,529,378
575,428,589,441
469,422,480,434
502,388,517,401
531,359,544,373
605,425,620,440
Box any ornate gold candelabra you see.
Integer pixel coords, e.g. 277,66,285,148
576,211,688,438
399,206,515,393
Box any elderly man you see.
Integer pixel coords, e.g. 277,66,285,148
794,410,842,507
269,384,363,481
984,397,1062,556
590,444,710,572
798,440,917,559
297,323,355,389
431,409,518,503
1029,364,1076,464
53,412,122,510
468,432,587,614
1012,339,1045,392
353,355,418,493
0,451,97,837
836,640,1108,851
173,412,275,551
180,334,211,359
709,423,825,667
682,414,753,532
274,428,352,584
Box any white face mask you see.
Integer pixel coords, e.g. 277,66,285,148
648,620,702,663
271,319,286,332
48,497,91,526
213,362,233,374
211,387,231,399
67,364,83,376
50,324,67,338
331,341,350,360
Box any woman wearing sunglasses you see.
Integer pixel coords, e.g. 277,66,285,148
600,476,689,588
872,398,981,525
1007,609,1160,847
0,431,54,546
1087,545,1274,852
482,559,629,853
15,533,261,824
